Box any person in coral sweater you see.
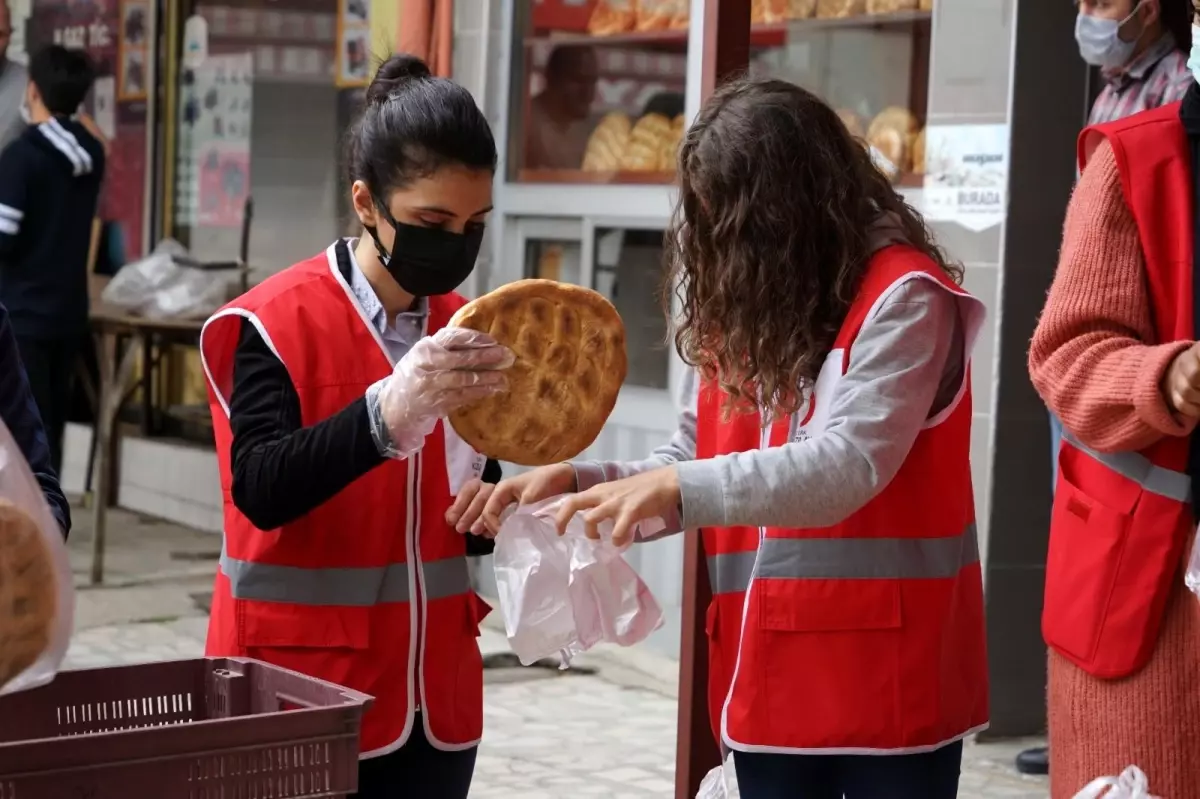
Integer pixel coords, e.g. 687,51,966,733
1028,38,1200,798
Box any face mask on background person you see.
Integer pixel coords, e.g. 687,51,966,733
365,200,483,298
1076,1,1146,68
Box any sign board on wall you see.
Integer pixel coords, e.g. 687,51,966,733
922,124,1010,233
335,0,370,87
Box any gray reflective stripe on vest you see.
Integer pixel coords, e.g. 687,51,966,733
220,548,470,606
1062,429,1192,503
707,524,979,592
708,551,757,595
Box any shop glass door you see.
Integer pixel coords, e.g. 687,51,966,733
592,226,668,390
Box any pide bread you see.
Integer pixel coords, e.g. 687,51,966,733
0,499,56,692
448,280,628,466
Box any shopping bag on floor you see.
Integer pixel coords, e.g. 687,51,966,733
1072,766,1159,799
696,754,739,799
0,418,75,696
493,496,663,666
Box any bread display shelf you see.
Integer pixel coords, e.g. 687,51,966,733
527,10,931,50
519,168,676,185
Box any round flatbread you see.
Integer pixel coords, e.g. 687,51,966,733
448,280,628,466
0,499,56,691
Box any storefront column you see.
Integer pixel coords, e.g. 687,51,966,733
982,0,1090,737
675,5,750,796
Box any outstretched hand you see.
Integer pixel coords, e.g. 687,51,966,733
551,467,681,548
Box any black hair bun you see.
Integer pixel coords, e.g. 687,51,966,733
366,54,432,106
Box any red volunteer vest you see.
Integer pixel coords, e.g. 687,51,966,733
199,243,491,756
697,245,989,752
1042,105,1194,679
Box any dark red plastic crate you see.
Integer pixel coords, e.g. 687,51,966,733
0,657,372,798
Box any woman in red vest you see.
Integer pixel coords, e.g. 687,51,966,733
484,78,989,798
199,55,512,798
1027,59,1200,797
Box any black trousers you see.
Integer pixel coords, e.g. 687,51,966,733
14,335,78,475
732,740,963,799
353,714,477,799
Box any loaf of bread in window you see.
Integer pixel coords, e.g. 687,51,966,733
790,0,818,16
816,0,866,17
866,106,919,175
919,0,933,9
659,114,687,172
621,113,675,171
668,4,690,28
589,0,636,34
866,0,918,12
582,112,633,172
636,0,686,31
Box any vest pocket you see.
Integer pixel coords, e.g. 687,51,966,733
1043,457,1185,678
747,578,902,746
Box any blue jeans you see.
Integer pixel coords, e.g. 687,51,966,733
732,740,963,799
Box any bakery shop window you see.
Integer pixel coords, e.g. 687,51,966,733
513,2,689,184
749,0,933,187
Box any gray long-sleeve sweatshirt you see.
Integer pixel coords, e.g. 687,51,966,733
572,247,982,537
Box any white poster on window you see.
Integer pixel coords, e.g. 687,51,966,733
921,124,1011,233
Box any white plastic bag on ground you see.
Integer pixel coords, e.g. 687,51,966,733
1073,766,1159,799
493,496,663,666
0,418,75,696
1185,525,1200,597
696,754,739,799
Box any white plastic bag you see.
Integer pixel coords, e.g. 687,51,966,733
0,418,75,696
100,238,233,320
1185,524,1200,597
493,496,663,666
696,754,739,799
1073,766,1158,799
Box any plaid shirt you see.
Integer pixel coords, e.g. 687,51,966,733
1088,33,1192,125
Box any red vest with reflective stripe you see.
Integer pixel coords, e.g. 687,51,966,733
199,244,490,755
700,245,989,752
1043,105,1194,679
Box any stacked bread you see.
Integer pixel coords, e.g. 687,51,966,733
583,111,685,173
588,0,636,34
816,0,866,17
633,0,687,31
865,0,919,12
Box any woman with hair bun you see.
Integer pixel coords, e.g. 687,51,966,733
198,54,508,797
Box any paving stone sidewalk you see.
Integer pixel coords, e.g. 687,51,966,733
59,502,1050,798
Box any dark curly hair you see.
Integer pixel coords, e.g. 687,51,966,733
665,77,962,421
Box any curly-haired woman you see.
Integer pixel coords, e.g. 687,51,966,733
483,77,989,799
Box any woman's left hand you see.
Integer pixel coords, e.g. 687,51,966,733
552,467,681,548
446,479,497,536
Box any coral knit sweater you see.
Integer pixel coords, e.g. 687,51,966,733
1030,140,1200,799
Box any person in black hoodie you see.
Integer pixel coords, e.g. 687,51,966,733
0,45,105,473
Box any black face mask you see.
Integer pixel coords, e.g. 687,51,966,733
366,205,483,297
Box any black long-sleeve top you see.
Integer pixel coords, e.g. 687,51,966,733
227,319,498,556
